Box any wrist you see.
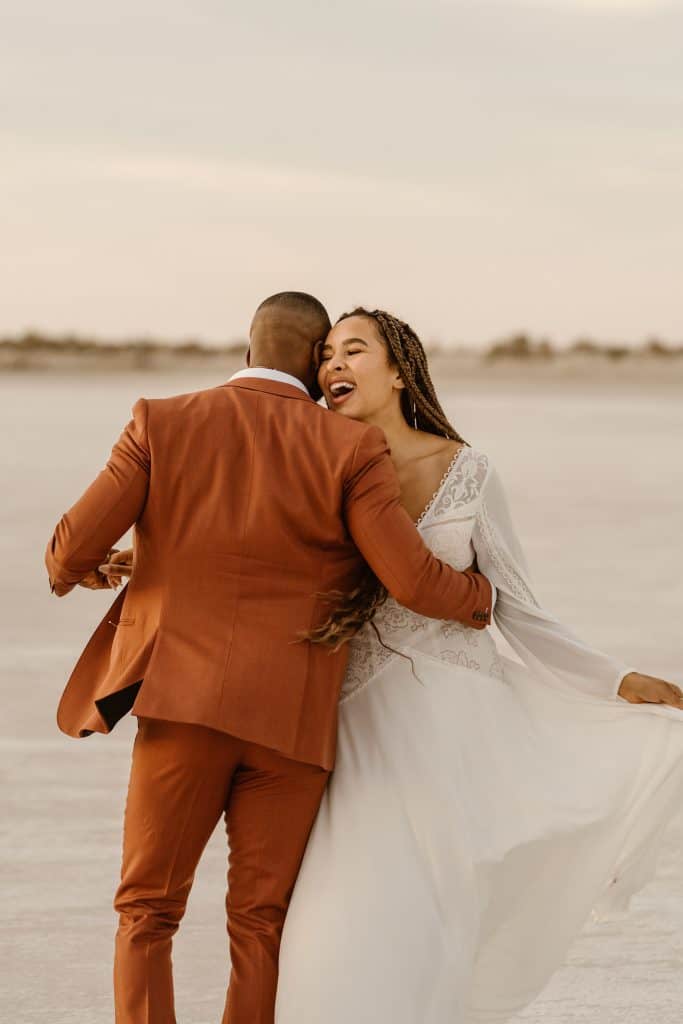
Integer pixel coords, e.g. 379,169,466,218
617,670,640,698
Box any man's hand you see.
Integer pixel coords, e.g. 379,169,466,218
618,671,683,710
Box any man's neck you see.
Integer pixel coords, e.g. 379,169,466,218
249,362,303,379
231,366,311,396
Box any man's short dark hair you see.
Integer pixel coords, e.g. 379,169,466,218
255,292,331,333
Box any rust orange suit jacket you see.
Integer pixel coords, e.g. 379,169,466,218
45,376,493,769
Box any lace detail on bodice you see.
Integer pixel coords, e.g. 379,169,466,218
419,446,490,529
340,448,504,703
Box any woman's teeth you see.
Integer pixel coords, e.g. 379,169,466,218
329,382,355,399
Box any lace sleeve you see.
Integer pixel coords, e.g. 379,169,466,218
471,462,635,703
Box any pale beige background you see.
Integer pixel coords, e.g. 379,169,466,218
2,0,682,346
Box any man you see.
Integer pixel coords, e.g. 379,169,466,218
45,291,494,1023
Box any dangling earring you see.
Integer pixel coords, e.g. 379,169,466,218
412,399,418,430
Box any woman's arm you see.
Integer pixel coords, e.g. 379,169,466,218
471,461,682,707
344,426,493,627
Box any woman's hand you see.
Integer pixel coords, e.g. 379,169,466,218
618,671,683,710
98,547,134,584
77,547,122,590
77,547,133,590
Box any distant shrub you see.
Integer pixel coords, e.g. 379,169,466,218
643,338,682,357
173,341,207,356
604,345,629,361
570,338,600,355
486,334,555,360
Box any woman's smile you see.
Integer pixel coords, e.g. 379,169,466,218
325,377,358,407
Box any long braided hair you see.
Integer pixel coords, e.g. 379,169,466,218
305,307,467,651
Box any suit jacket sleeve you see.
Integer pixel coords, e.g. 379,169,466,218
44,397,151,597
343,427,493,629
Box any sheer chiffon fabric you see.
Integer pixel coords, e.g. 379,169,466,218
275,447,683,1024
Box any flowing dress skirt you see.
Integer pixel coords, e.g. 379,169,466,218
275,649,683,1024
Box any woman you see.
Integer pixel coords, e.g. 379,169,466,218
271,308,683,1023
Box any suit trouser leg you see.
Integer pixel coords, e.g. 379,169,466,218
113,716,239,1023
221,739,330,1024
113,717,330,1024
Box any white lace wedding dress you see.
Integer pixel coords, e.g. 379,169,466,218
274,446,683,1024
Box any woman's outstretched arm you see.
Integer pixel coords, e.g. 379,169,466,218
471,461,683,709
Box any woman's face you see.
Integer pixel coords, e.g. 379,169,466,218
317,316,405,422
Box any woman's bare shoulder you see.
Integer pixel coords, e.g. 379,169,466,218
412,434,464,464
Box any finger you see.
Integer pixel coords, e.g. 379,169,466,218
109,550,132,565
659,684,683,707
665,684,683,708
110,560,133,573
99,562,132,576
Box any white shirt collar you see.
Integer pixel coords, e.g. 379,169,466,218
228,367,311,397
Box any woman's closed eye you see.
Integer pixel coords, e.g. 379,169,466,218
321,349,363,362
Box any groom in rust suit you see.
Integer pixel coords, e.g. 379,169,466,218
44,292,493,1023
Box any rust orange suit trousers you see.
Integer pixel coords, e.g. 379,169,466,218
113,716,330,1023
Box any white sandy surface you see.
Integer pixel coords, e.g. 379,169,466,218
1,369,681,1022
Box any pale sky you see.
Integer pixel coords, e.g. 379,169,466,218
1,0,681,346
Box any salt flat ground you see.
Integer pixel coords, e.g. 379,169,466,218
1,368,682,1023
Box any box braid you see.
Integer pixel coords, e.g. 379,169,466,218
305,307,467,654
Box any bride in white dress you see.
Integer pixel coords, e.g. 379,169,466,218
274,308,683,1024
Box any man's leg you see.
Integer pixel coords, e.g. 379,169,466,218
113,717,240,1024
222,741,330,1024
